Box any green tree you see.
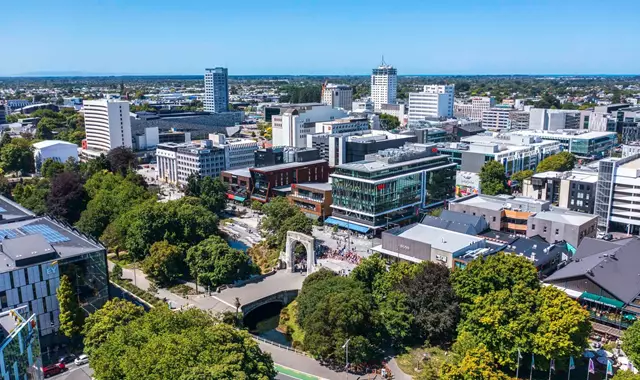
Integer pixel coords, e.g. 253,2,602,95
623,319,640,369
1,138,35,173
251,200,263,212
141,241,185,286
479,161,508,195
40,158,65,178
612,372,640,380
451,252,540,311
57,275,84,339
35,117,58,139
534,93,561,109
261,197,312,250
536,152,576,173
184,174,228,214
441,346,510,380
82,298,144,355
110,263,123,281
90,308,276,380
612,89,622,104
510,169,534,185
379,113,401,130
350,254,387,293
12,179,50,214
186,235,256,288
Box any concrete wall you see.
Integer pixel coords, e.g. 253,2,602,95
381,232,431,261
526,214,596,248
461,152,486,173
448,203,503,231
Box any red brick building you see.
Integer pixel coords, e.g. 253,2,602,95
250,159,329,202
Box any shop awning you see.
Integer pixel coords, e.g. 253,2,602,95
226,194,246,202
324,217,370,234
580,292,625,309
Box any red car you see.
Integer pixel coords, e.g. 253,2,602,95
43,362,65,378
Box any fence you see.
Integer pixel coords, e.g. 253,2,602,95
251,334,311,358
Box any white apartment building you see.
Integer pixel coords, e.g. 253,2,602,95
33,140,78,173
204,67,229,113
380,103,406,125
371,63,397,111
315,117,370,134
481,107,515,129
594,154,640,235
156,140,226,185
528,108,580,131
208,134,258,170
408,85,455,123
321,84,352,110
454,97,496,121
271,104,348,148
83,99,132,152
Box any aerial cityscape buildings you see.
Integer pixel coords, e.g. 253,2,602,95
204,67,229,113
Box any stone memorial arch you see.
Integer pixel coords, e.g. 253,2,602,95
281,231,316,274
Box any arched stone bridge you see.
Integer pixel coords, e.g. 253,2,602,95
241,289,299,316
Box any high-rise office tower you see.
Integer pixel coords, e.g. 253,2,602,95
370,59,397,111
204,67,229,113
83,99,132,152
408,84,455,123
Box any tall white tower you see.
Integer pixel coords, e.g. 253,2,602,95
83,99,132,152
370,58,397,111
204,67,229,113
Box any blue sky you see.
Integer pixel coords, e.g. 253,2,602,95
1,0,638,76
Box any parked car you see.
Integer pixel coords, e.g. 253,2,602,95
43,362,65,378
603,233,613,241
58,354,76,364
74,354,89,366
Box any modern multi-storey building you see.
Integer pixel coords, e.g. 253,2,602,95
529,108,580,131
254,147,320,168
307,130,417,167
207,134,258,170
408,85,454,123
0,306,43,380
454,97,496,121
83,99,133,152
329,143,456,233
481,106,526,130
0,102,7,124
511,129,617,159
438,133,561,195
156,140,226,185
449,194,597,249
0,196,108,359
271,104,348,148
370,61,397,111
522,170,598,214
509,110,531,129
594,154,640,235
250,160,329,203
321,84,352,110
623,142,640,158
352,99,375,113
287,182,333,220
204,67,229,113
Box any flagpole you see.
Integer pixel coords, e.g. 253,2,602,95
516,350,521,379
530,354,534,380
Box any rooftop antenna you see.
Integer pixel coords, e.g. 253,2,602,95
381,55,387,66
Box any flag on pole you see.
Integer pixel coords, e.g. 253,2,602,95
588,358,595,374
531,354,535,369
607,360,614,376
550,359,555,372
518,349,523,359
569,356,575,370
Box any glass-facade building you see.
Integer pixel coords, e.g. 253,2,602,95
0,307,43,380
330,144,456,231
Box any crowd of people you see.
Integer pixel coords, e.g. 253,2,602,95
319,246,362,265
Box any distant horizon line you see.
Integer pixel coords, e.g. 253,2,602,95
2,72,639,79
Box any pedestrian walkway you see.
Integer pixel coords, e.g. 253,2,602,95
275,364,323,380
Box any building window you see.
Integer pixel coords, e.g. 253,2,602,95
492,216,496,222
532,224,535,230
555,229,559,235
543,226,547,233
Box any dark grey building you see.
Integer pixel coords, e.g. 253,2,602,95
421,210,488,235
254,147,320,168
131,112,243,139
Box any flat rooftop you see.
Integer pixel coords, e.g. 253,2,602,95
0,196,35,224
294,182,332,192
251,159,327,173
513,130,617,140
621,157,640,170
532,208,597,225
452,194,550,212
392,224,484,253
563,171,598,183
334,152,448,173
222,168,251,177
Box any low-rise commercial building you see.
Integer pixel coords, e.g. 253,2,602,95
454,97,496,121
522,170,598,214
287,182,333,220
130,112,244,140
208,134,258,170
250,159,329,203
622,142,640,158
545,237,640,335
330,143,456,233
449,194,597,248
254,147,320,168
314,117,369,134
220,168,252,203
352,99,375,113
271,104,348,148
511,129,617,159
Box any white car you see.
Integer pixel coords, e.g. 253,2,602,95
74,354,89,366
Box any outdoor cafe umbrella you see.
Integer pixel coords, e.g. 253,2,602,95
584,351,597,358
597,356,610,366
597,349,614,358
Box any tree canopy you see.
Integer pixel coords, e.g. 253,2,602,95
142,241,186,286
184,174,228,214
536,152,576,173
82,298,144,355
45,171,87,224
186,235,257,288
479,161,508,195
261,196,312,250
623,318,640,369
57,275,85,339
90,308,277,380
379,114,401,130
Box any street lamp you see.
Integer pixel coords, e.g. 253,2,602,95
342,338,350,379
